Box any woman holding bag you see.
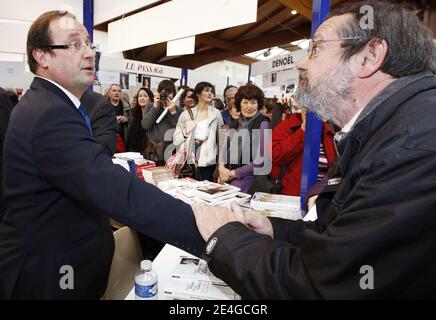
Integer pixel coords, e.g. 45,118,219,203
173,82,223,181
218,84,270,193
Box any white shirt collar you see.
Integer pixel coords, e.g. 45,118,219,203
334,108,364,144
341,108,364,134
36,76,81,109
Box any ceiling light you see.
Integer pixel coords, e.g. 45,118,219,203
291,10,298,15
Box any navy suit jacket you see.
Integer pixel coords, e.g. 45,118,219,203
0,87,13,220
81,90,117,156
0,78,204,299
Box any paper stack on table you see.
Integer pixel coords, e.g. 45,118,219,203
162,255,240,300
250,192,302,220
142,167,174,186
112,152,155,178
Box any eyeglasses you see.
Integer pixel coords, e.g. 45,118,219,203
307,37,367,59
40,41,97,52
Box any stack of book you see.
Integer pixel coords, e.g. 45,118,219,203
193,182,241,205
250,192,302,220
112,152,155,179
142,167,174,186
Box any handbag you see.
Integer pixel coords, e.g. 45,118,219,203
248,165,288,195
143,138,165,163
165,108,196,178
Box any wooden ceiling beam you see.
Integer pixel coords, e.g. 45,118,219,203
196,35,234,51
277,0,313,20
134,42,167,63
423,0,436,35
226,55,259,65
244,6,299,37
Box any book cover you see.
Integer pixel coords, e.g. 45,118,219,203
251,192,301,211
193,183,240,200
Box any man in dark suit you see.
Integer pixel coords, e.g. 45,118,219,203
0,11,205,299
81,90,117,156
0,87,13,221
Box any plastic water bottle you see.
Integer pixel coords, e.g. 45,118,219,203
135,260,158,300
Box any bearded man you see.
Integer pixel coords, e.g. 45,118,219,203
190,0,436,299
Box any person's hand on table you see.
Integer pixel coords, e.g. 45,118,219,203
307,195,318,210
191,202,245,241
218,165,231,184
242,209,274,238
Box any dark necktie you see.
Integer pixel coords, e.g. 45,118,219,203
78,105,93,135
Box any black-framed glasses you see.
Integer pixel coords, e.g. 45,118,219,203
307,37,367,59
40,41,97,52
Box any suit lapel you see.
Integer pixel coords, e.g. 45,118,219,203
32,77,78,112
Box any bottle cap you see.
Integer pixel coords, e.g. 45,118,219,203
140,259,152,271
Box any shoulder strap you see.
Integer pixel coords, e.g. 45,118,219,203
186,107,194,120
275,165,288,184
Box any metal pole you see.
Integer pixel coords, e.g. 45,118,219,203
181,68,188,87
83,0,94,42
83,0,94,92
299,0,330,212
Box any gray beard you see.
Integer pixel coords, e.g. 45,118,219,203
294,63,354,127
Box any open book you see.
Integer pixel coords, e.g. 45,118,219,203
193,183,240,201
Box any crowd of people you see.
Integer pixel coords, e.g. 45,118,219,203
96,78,328,198
0,0,435,299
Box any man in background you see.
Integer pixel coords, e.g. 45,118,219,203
106,84,128,143
81,90,117,156
0,87,13,221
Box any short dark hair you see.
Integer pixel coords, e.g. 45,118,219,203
137,87,154,102
5,89,19,106
263,98,277,113
193,82,215,104
27,11,76,74
212,98,225,111
234,84,265,112
329,0,435,77
157,79,176,96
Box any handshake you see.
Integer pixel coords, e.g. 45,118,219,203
190,202,274,241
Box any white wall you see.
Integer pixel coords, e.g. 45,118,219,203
187,60,249,99
0,0,83,56
94,30,124,58
0,0,83,22
0,61,33,91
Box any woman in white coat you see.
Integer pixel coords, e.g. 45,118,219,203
173,82,224,181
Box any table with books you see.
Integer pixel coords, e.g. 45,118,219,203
115,152,306,299
124,244,240,300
